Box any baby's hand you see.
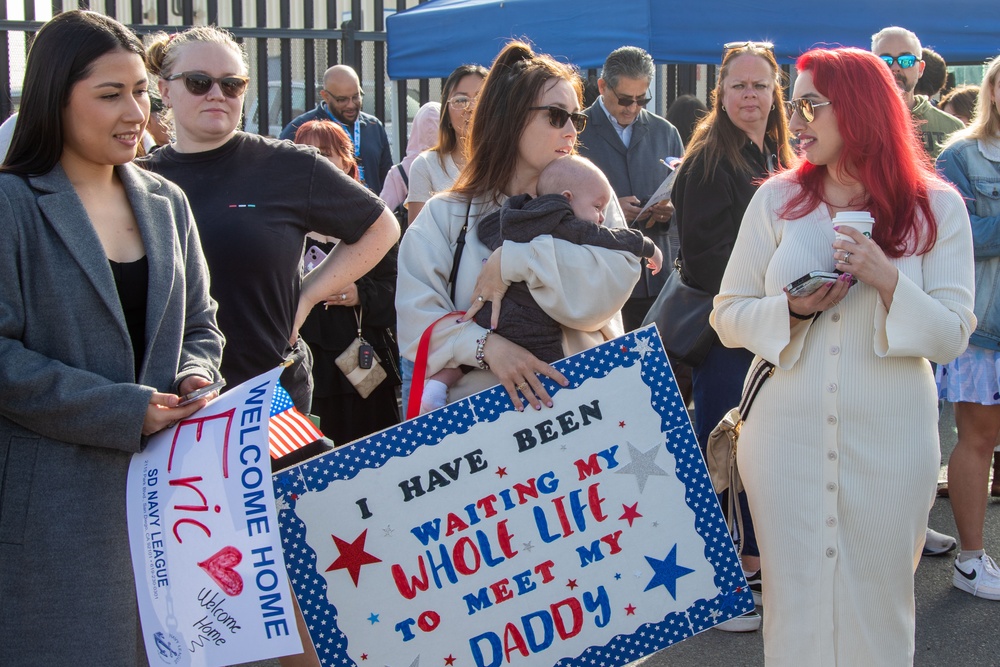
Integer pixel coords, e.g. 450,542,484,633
647,245,664,275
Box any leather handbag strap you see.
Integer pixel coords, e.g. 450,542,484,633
448,200,473,304
738,358,775,423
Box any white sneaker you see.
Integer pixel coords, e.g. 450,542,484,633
923,527,957,557
953,554,1000,600
713,610,761,632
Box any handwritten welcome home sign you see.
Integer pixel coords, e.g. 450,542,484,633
274,326,752,667
127,367,302,666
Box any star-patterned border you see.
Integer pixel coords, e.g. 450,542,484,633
274,325,753,666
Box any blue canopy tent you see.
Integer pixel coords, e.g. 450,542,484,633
386,0,998,79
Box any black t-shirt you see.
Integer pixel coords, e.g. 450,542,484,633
140,132,385,396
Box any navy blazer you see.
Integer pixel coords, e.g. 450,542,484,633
0,162,222,664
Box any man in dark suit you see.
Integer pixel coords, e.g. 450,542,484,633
280,64,393,193
578,46,685,331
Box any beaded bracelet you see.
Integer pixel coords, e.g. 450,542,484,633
475,330,492,370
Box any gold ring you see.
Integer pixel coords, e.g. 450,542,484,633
516,382,529,392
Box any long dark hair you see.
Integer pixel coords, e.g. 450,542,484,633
2,10,146,176
452,41,582,204
434,64,488,160
682,43,794,183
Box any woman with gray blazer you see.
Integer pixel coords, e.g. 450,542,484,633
0,12,223,664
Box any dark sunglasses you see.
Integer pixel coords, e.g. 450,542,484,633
879,54,921,69
610,87,651,109
528,106,587,132
784,98,832,123
165,72,249,99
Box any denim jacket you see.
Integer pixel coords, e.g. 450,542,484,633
937,137,1000,349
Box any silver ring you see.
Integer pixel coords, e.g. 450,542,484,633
477,295,485,303
843,251,852,264
341,293,346,300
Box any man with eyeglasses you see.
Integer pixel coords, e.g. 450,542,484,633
871,26,963,159
578,46,684,332
280,64,393,193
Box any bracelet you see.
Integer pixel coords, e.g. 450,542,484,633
788,305,816,321
475,330,492,370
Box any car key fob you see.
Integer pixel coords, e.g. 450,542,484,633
358,342,375,369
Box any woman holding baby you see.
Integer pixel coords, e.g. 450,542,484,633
396,40,641,410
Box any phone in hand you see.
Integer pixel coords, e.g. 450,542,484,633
785,271,840,297
178,379,226,406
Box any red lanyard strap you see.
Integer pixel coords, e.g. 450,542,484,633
406,310,465,419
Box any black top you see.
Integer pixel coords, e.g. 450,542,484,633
672,138,779,294
139,132,386,400
109,255,149,376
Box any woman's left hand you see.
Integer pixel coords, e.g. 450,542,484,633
833,226,899,306
459,247,508,329
323,282,360,307
482,333,569,411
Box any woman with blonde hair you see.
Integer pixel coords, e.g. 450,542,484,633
934,56,1000,600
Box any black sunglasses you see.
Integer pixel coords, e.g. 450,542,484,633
528,106,588,132
610,86,651,109
165,72,249,99
784,98,832,123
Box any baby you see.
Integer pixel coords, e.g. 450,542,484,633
418,155,662,413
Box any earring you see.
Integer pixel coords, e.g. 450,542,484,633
771,103,776,110
721,105,726,111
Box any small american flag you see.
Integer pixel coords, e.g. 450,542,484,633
269,384,323,459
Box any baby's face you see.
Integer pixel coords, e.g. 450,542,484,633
567,177,611,225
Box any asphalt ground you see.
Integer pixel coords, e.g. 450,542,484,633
240,401,1000,667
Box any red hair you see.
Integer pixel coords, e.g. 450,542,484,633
294,120,359,182
781,48,937,258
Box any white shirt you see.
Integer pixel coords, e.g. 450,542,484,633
598,96,633,148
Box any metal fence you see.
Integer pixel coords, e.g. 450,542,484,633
0,0,707,159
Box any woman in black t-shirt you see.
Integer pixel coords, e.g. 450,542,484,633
140,26,399,467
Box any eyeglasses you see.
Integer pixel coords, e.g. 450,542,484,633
164,72,249,99
784,98,833,123
879,54,921,69
528,106,588,132
324,90,364,105
610,87,651,109
723,41,775,55
448,95,476,111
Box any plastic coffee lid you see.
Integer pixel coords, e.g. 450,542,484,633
832,211,874,223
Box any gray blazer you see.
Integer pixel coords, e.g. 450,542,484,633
578,105,685,300
0,163,223,664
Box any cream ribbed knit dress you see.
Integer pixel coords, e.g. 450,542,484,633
712,174,976,666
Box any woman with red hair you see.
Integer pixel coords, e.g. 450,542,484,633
295,119,360,180
713,47,976,664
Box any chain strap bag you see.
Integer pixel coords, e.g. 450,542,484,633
335,306,388,399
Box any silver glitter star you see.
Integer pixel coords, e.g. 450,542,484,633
615,441,668,492
383,525,395,538
630,335,654,359
522,541,534,552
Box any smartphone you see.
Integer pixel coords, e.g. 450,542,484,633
178,380,226,406
785,271,840,297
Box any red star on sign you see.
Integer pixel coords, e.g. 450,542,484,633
620,345,628,352
625,604,637,615
619,502,643,527
360,655,368,661
618,420,626,428
566,579,579,590
325,529,381,586
495,466,508,478
444,655,456,666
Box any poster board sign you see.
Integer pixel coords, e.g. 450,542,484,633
127,367,302,666
275,326,752,666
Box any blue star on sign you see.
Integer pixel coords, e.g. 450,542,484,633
367,612,380,624
644,544,695,599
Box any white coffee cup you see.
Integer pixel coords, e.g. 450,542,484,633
833,211,874,243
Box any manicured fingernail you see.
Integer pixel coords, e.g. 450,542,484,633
546,401,554,408
833,225,840,231
534,403,541,411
